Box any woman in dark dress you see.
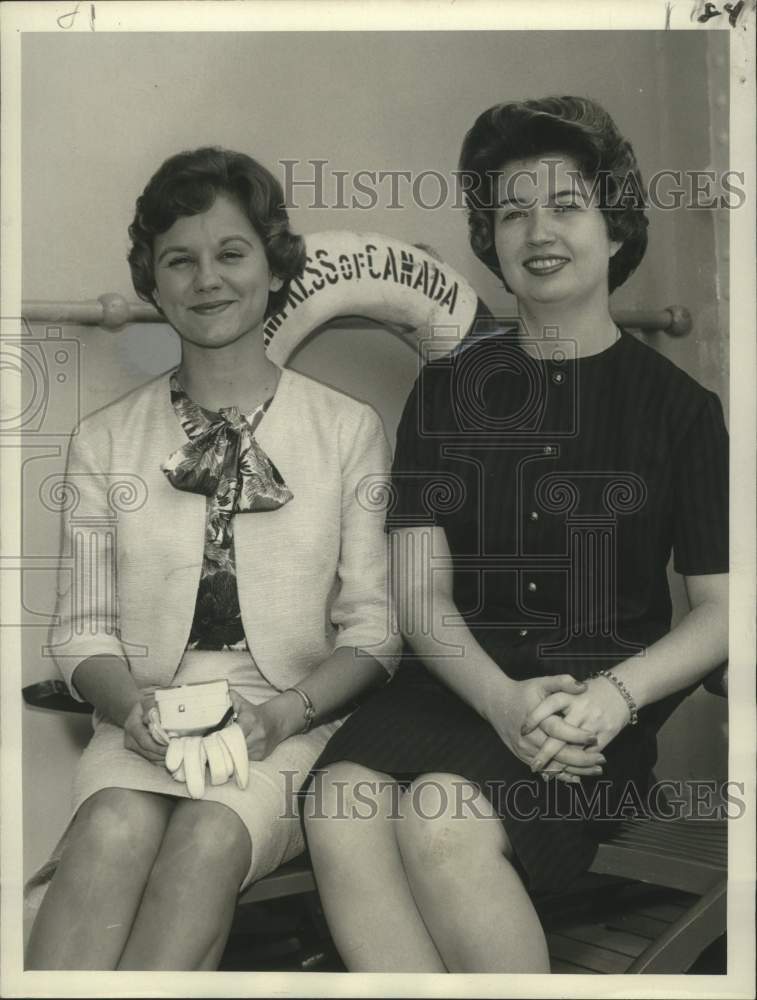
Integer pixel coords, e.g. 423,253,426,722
303,96,729,972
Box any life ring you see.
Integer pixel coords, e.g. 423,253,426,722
263,231,479,366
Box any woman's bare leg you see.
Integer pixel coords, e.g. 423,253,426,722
395,772,550,972
304,762,446,972
117,799,250,970
25,788,174,970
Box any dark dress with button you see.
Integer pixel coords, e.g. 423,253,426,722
309,325,729,892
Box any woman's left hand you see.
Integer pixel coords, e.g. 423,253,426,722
229,689,292,761
521,675,633,773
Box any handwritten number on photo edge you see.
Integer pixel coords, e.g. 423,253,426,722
695,0,745,25
724,1,745,27
57,4,81,29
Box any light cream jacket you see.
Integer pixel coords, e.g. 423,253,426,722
49,367,401,698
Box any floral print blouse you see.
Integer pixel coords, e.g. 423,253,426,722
162,373,292,651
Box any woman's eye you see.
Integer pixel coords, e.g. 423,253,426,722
220,249,245,261
166,256,192,268
500,209,526,222
554,203,580,213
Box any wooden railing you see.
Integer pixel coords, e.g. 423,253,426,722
21,295,693,336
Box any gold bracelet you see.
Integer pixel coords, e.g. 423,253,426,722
287,686,315,734
592,670,639,725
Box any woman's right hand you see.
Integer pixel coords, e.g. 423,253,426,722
123,698,168,763
488,675,606,778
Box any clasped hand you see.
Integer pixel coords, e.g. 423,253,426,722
491,674,630,783
521,674,632,777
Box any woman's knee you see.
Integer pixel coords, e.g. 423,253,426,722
304,761,399,849
71,788,171,864
396,773,510,874
163,801,251,880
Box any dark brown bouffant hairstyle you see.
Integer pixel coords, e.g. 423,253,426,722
458,96,648,293
128,146,305,317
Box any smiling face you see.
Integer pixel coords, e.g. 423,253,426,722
153,193,282,349
493,155,621,311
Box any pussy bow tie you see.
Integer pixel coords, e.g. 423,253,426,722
162,374,293,547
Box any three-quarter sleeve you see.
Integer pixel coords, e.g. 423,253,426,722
48,422,128,700
672,391,729,576
330,404,401,675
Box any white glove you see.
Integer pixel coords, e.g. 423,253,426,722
184,736,208,799
201,726,249,790
215,723,249,791
204,731,234,786
165,735,186,783
162,723,249,797
163,735,207,799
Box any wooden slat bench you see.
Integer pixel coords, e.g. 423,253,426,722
23,679,728,974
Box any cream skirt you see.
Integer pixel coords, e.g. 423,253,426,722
24,650,342,922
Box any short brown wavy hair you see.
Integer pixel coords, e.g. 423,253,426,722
458,96,648,293
128,146,305,317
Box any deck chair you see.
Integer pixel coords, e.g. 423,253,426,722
20,265,727,973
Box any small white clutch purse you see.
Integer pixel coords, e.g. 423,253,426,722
154,679,233,737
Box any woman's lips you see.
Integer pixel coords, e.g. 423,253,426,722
523,257,569,276
190,301,235,315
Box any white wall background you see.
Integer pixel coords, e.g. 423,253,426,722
21,30,729,880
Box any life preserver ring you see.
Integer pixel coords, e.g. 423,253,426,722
263,231,479,365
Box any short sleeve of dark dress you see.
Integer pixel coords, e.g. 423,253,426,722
309,327,729,892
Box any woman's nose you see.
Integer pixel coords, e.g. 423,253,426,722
193,258,223,292
525,208,555,246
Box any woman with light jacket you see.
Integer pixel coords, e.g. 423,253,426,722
26,146,399,971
